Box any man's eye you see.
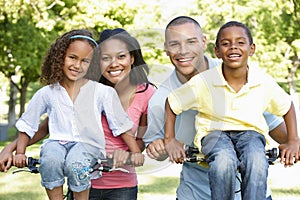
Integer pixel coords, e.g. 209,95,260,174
169,43,179,47
102,57,111,61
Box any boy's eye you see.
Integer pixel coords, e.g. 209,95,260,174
221,42,229,46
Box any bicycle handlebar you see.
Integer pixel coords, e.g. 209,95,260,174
12,157,130,174
184,145,280,165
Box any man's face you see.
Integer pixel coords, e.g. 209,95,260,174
164,23,207,81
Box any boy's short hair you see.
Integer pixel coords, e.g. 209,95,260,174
215,21,253,47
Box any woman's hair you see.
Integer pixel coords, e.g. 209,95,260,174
89,28,152,92
215,21,253,47
40,29,97,85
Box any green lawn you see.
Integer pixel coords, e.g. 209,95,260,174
1,132,300,199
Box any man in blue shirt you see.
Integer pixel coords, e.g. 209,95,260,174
143,16,289,200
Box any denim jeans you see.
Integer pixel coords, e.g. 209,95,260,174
39,140,103,192
89,186,138,200
201,130,268,200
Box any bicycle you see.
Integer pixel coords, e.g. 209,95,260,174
12,156,130,200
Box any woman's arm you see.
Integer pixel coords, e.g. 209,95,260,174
136,113,147,151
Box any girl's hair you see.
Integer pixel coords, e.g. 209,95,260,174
89,28,152,93
215,21,253,47
40,29,97,85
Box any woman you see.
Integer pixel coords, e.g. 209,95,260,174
88,28,155,200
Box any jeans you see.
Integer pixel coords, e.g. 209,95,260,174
201,130,268,200
39,140,103,192
89,186,138,200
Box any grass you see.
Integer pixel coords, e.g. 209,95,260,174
1,127,300,199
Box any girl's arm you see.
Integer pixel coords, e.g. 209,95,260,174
14,132,30,168
280,102,299,166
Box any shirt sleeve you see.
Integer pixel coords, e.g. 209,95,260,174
101,86,133,137
263,111,284,131
142,90,166,146
15,88,48,138
168,75,201,115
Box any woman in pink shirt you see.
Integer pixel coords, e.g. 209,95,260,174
88,28,155,200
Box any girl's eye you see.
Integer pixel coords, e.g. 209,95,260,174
82,59,90,64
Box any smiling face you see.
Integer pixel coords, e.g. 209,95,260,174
63,40,94,83
164,22,207,82
214,26,255,70
99,38,134,85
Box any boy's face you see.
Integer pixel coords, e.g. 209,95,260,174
214,26,255,69
164,22,207,81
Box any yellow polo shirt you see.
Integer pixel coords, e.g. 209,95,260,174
168,64,291,149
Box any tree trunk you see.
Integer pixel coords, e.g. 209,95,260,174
8,80,17,127
19,79,29,118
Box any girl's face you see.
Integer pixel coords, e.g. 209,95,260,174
100,38,134,85
63,40,94,83
214,26,255,70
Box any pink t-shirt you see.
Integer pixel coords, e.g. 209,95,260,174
91,84,155,189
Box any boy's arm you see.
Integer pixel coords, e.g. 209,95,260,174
164,99,185,162
14,132,30,168
279,102,299,166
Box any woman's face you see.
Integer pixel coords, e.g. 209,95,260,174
100,38,134,85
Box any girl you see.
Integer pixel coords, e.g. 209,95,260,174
88,28,155,200
13,29,141,200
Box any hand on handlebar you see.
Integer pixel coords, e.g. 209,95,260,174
109,150,144,168
279,141,299,167
164,138,185,163
146,139,168,161
13,154,27,168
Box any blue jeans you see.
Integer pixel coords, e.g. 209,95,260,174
39,140,103,192
201,130,268,200
89,186,138,200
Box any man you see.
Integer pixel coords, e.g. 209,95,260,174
143,16,288,200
